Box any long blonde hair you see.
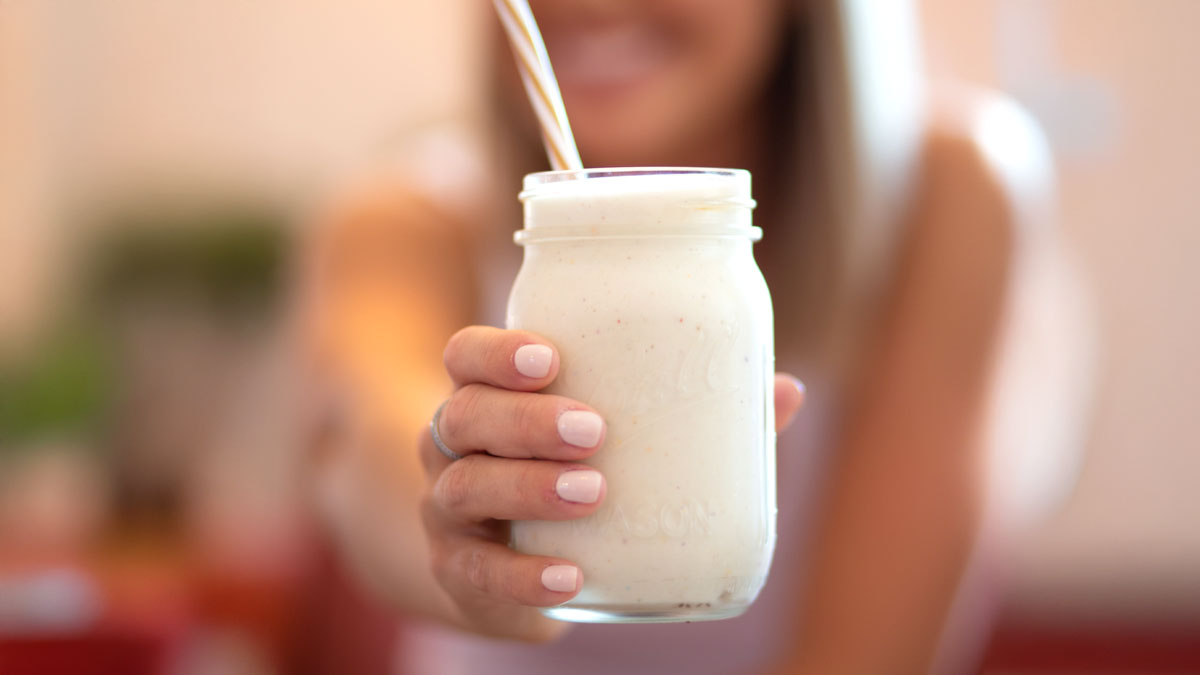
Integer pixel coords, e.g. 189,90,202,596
787,0,926,388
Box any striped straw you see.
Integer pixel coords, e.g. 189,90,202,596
492,0,583,171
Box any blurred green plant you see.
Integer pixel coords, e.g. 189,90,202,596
88,205,289,313
0,323,112,449
0,200,289,451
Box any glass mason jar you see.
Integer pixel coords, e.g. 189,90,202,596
507,168,776,623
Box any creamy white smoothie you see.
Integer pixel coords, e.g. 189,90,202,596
507,168,776,623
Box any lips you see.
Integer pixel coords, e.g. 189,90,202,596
545,24,672,92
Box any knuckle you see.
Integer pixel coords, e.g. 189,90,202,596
485,332,516,376
443,327,473,373
433,462,473,513
428,539,454,588
494,568,523,601
516,463,555,509
511,394,546,442
418,494,439,529
443,385,484,444
463,547,491,593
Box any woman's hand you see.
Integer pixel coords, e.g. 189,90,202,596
418,326,805,642
418,326,608,641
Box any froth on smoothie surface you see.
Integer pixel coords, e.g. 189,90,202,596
521,169,755,231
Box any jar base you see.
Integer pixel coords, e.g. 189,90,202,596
541,602,748,624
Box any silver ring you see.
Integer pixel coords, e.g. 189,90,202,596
430,400,464,461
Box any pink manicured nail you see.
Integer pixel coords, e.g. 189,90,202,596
541,565,579,593
514,344,553,378
557,410,603,448
792,377,806,397
556,470,603,504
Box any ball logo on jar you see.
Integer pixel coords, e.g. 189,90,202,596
557,319,747,424
571,499,716,538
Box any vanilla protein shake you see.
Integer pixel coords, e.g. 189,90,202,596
507,168,776,623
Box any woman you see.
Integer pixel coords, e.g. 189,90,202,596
304,0,1090,672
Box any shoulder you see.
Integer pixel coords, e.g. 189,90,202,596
901,86,1056,295
918,84,1055,248
301,176,463,298
309,126,501,255
316,173,455,242
870,85,1061,373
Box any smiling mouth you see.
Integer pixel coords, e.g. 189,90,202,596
545,24,671,92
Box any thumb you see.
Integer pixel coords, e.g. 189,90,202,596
773,374,806,432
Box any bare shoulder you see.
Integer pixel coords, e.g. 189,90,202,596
919,88,1095,523
311,173,467,257
872,85,1062,383
301,169,483,347
919,84,1055,245
903,86,1056,300
313,127,497,246
299,171,494,324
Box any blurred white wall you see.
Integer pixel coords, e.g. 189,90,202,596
61,0,483,196
0,2,61,342
922,0,1200,622
0,0,483,340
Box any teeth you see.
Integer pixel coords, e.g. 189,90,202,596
550,26,664,89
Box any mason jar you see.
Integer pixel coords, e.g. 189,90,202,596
506,168,776,623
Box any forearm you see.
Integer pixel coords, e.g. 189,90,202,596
778,430,987,674
302,185,476,627
771,118,1023,674
311,403,460,625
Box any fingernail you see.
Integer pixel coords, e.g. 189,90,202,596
515,344,553,379
556,470,603,504
789,376,806,397
541,565,579,593
557,410,603,448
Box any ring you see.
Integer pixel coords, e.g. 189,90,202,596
430,400,464,461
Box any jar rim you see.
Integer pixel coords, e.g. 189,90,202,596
520,167,755,211
524,166,747,187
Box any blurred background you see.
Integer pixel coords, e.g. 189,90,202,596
0,1,1196,673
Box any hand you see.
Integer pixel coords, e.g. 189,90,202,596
418,326,805,642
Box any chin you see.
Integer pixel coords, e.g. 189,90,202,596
560,82,686,166
570,111,683,168
577,135,664,168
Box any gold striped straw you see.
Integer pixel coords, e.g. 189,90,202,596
492,0,583,171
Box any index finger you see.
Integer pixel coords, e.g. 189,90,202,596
444,326,560,391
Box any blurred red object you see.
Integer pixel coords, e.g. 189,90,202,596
980,606,1200,674
0,622,182,675
0,537,400,675
288,546,399,675
0,562,190,675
